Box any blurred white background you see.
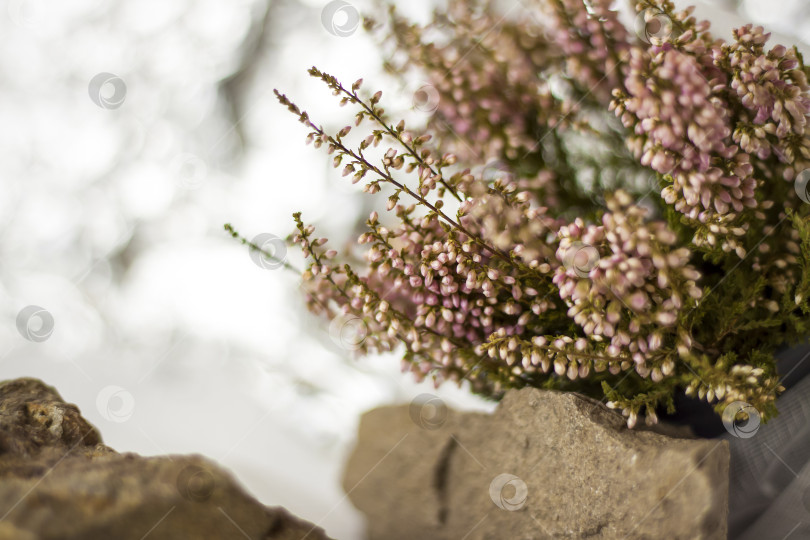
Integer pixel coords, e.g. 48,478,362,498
1,0,808,538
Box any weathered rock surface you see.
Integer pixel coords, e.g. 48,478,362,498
344,388,728,540
0,378,331,540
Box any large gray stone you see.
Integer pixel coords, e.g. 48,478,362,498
0,378,331,540
344,388,728,539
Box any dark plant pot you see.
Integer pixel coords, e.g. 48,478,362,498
660,342,810,438
658,342,810,539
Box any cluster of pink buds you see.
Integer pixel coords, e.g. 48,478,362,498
239,0,810,427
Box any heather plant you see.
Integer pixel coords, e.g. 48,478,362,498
228,0,810,428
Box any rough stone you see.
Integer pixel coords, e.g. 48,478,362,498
344,387,728,540
0,378,331,540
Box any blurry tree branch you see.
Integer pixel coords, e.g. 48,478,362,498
218,0,275,153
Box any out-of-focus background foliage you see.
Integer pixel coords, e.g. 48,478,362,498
0,0,807,538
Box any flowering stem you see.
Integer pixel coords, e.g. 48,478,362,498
309,67,464,203
223,224,301,273
275,89,519,267
293,213,471,351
